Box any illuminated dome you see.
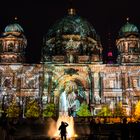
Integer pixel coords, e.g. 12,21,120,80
42,9,102,64
4,23,24,33
118,21,139,37
47,13,98,40
116,20,140,64
0,23,27,63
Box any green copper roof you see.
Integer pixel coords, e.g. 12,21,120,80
119,22,139,37
4,23,24,33
47,14,98,40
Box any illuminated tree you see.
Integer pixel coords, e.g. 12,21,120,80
134,101,140,120
76,102,91,117
43,103,56,117
113,102,126,117
6,101,20,118
25,100,40,118
97,105,112,117
0,103,4,117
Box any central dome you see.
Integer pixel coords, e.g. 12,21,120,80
42,9,102,64
47,9,98,40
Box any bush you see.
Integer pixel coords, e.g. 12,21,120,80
134,101,140,120
76,102,91,117
6,101,20,118
25,100,41,118
43,103,56,117
97,105,112,117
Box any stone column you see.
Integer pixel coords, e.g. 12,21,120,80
128,71,132,88
99,72,104,103
121,71,127,91
91,71,94,104
86,66,93,106
116,72,120,88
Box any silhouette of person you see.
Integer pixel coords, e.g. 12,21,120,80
88,118,97,140
58,121,69,140
133,121,140,140
96,118,101,134
89,118,96,134
121,118,130,140
108,131,118,140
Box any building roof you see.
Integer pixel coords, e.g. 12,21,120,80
46,9,99,41
119,22,139,37
4,23,24,33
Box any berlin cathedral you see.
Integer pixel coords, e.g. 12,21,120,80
0,8,140,117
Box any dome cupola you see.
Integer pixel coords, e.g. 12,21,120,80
116,18,140,65
118,18,139,38
4,23,24,33
42,8,102,64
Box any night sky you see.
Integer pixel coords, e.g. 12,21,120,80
0,0,139,63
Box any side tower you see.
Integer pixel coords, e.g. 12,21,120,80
0,23,27,63
116,19,140,65
0,22,43,119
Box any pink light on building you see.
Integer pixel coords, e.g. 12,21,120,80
108,51,113,57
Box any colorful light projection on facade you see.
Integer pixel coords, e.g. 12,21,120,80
0,11,140,118
43,66,90,117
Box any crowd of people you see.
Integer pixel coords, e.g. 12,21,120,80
89,117,140,140
0,115,16,140
0,115,140,140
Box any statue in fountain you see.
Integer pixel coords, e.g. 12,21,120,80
59,88,69,116
53,84,80,139
68,91,80,117
59,83,83,117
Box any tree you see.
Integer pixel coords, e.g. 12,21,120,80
0,103,4,117
113,102,126,117
6,101,20,118
76,102,91,117
97,105,112,117
43,103,56,117
134,100,140,120
25,100,40,118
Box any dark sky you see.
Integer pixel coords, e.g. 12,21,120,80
0,0,139,63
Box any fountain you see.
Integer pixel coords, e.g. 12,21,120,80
55,115,75,138
47,89,77,139
47,115,75,139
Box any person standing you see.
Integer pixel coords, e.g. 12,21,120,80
121,118,130,140
58,121,69,140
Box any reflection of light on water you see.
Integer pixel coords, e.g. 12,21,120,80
47,115,76,139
